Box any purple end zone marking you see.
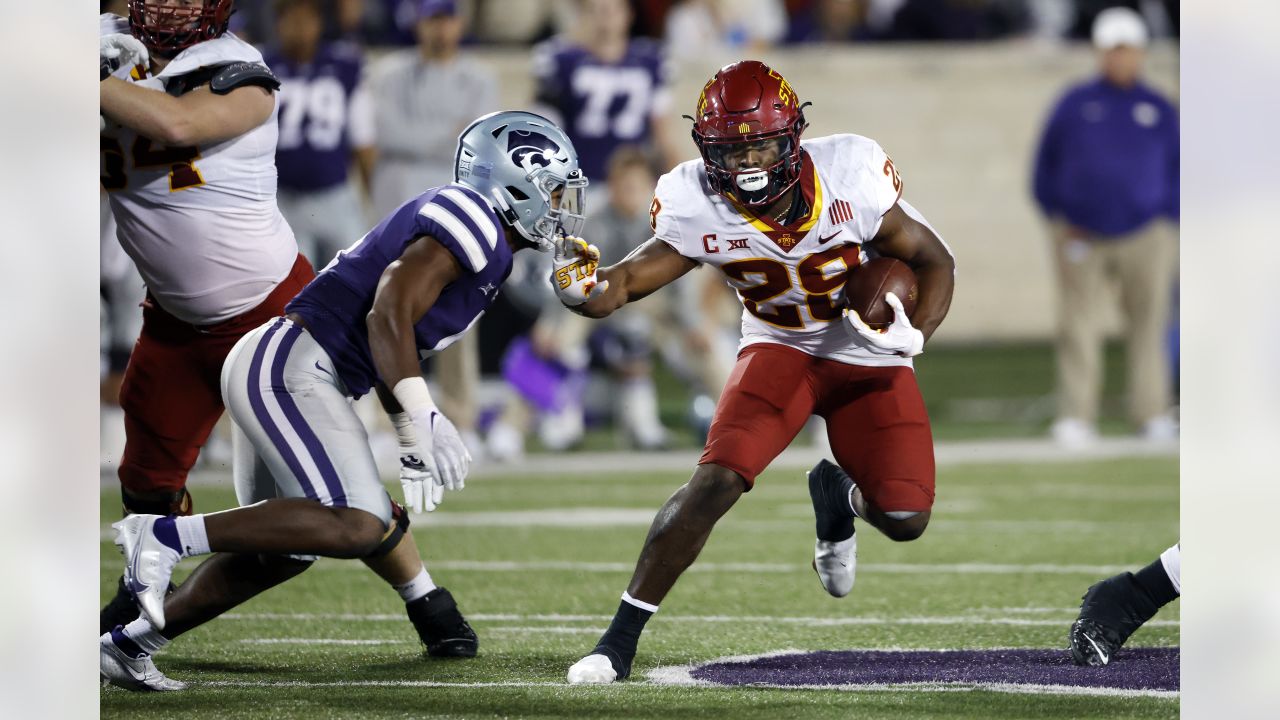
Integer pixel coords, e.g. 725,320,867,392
690,648,1179,692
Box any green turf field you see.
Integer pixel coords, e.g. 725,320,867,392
100,455,1178,719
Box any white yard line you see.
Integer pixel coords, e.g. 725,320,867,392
103,436,1176,487
220,612,1178,628
196,680,567,688
110,557,1143,575
180,676,1177,699
100,555,1157,578
242,627,607,645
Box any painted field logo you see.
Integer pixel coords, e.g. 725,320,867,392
654,648,1179,696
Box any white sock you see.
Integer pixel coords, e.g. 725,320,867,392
621,591,659,613
174,515,211,557
122,617,169,655
394,567,437,602
1159,543,1181,594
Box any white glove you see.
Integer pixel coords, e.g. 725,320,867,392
847,292,925,358
399,449,445,513
551,235,608,307
391,413,444,513
100,33,149,80
408,407,471,494
390,378,471,514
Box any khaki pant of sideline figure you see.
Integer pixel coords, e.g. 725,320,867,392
1051,219,1177,427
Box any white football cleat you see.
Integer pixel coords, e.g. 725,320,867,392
813,534,857,598
113,514,180,630
100,633,186,692
567,653,618,684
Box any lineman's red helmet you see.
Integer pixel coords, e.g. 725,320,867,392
128,0,235,58
690,61,809,207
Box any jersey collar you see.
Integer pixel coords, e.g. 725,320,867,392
729,150,822,253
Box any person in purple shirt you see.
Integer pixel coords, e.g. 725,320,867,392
100,112,589,691
532,0,682,182
1032,7,1178,448
264,0,376,268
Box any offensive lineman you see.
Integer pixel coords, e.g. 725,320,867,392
553,61,957,683
101,112,589,691
98,0,316,630
98,1,484,679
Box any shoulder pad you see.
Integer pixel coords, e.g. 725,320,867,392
210,62,281,95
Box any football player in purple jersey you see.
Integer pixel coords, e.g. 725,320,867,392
532,0,682,182
263,0,376,268
100,111,588,691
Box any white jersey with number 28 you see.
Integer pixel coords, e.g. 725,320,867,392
653,133,943,368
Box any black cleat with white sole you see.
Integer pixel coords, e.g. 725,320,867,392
1069,572,1160,666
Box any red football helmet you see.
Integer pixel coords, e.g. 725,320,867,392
128,0,235,58
690,61,809,207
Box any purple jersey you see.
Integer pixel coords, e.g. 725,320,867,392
286,183,510,398
532,37,669,182
262,43,365,192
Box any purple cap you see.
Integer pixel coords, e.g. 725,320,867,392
417,0,457,18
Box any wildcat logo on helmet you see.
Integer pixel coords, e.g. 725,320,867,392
507,130,567,173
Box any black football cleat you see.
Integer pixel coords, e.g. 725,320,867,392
1069,572,1156,666
407,587,478,658
101,575,140,636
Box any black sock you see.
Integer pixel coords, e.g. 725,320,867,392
1133,558,1179,609
595,599,653,672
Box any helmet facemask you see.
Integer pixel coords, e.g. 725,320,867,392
128,0,234,59
519,167,588,252
700,134,798,207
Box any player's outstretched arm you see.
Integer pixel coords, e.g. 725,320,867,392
555,237,697,319
865,204,956,344
100,77,274,147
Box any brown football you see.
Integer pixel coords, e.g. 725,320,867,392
844,257,918,330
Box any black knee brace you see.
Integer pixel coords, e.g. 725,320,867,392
121,486,193,517
366,499,411,559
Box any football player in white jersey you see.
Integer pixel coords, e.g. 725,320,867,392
554,61,957,683
98,1,470,680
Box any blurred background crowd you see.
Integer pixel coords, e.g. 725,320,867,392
100,0,1180,468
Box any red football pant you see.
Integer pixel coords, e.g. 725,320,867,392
700,342,935,513
117,255,315,497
